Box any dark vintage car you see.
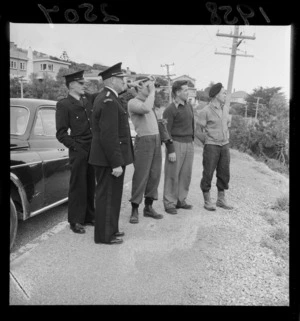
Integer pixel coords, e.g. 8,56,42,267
10,98,70,250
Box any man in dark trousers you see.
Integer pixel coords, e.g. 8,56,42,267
89,62,134,245
56,70,95,234
198,82,234,211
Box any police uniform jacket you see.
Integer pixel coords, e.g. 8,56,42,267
89,87,134,168
56,92,97,152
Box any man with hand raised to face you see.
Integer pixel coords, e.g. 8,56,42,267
89,63,134,245
127,76,163,224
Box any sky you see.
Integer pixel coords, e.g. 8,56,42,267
9,23,291,99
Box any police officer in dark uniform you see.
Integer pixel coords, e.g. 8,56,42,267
89,63,134,245
56,70,96,234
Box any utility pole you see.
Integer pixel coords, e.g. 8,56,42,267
254,96,262,121
215,26,255,109
161,63,175,103
18,76,24,98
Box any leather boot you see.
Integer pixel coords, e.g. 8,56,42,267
216,190,234,210
143,205,163,219
129,207,139,224
203,192,216,211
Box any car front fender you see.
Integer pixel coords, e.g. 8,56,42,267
10,172,30,220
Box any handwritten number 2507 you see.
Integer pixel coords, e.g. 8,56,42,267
206,2,270,25
38,3,119,23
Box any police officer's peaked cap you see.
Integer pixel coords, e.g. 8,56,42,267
209,82,223,98
98,62,127,80
63,70,85,85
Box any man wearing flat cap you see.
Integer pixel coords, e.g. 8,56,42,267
89,62,134,245
56,70,96,234
198,82,234,211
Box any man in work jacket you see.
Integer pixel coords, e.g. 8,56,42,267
198,82,234,211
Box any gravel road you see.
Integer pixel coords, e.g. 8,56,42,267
10,144,290,306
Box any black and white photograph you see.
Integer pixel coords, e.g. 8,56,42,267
7,1,294,313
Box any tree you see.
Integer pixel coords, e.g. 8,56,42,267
10,78,21,98
196,89,209,102
60,51,70,61
155,76,168,87
155,89,168,107
25,73,59,100
68,61,92,71
92,63,107,70
229,103,246,117
230,86,289,166
245,86,283,118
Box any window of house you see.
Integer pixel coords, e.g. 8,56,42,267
33,108,56,136
48,64,53,71
10,60,17,69
40,63,47,71
20,62,26,70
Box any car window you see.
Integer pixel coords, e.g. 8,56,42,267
33,108,56,136
10,106,30,135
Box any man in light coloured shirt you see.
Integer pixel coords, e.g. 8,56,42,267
198,82,234,211
127,76,163,224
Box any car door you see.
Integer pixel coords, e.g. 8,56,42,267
10,104,45,216
29,105,70,207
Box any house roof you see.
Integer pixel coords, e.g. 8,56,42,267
33,58,71,65
172,75,196,82
231,91,248,98
134,73,166,79
10,55,28,61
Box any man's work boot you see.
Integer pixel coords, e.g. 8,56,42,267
216,190,234,210
203,192,216,211
129,207,139,224
143,205,163,219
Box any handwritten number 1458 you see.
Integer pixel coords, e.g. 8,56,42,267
206,2,270,25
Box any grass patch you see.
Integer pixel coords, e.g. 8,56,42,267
265,158,289,176
271,194,289,212
269,224,289,243
259,209,289,226
259,195,289,262
260,235,289,261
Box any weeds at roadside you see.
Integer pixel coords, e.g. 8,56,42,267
271,194,289,212
259,194,289,262
260,234,289,261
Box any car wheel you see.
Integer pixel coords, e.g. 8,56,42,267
10,198,18,251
